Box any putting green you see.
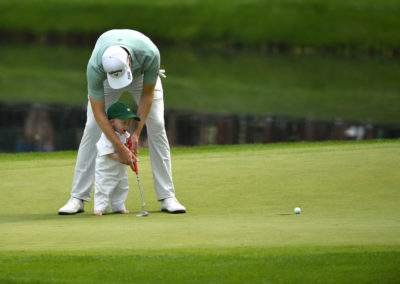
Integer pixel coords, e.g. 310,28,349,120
0,141,399,283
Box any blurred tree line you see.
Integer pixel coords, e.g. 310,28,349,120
1,0,400,56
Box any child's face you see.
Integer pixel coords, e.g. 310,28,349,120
111,118,131,134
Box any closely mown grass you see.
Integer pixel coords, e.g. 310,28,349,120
1,249,399,283
1,0,400,52
1,45,399,124
0,141,399,283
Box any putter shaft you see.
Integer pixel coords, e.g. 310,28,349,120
126,138,148,216
134,165,148,216
136,174,146,210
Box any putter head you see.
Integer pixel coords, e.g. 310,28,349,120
136,211,149,217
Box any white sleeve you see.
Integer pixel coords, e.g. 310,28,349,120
117,131,130,144
124,131,130,142
96,133,115,157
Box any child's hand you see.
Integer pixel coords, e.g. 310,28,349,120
117,145,137,167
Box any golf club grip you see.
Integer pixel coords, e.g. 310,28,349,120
127,137,139,174
127,137,132,150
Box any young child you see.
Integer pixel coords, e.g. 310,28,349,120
94,102,140,216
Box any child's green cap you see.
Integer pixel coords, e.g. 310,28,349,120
107,102,140,121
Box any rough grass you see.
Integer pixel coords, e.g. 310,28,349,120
0,141,399,283
1,45,399,124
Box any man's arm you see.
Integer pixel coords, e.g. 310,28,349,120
89,97,136,167
130,82,155,153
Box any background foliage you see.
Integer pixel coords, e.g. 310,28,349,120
1,0,399,123
2,0,400,52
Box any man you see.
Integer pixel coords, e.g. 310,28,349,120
59,29,186,215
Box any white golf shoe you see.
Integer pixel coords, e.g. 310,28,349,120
161,197,186,214
58,198,84,215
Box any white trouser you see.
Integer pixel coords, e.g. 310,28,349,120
94,156,129,212
71,75,175,202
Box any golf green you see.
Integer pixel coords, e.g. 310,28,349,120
0,141,399,283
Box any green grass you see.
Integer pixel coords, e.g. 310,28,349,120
0,141,399,283
0,249,399,283
1,45,399,124
2,0,400,51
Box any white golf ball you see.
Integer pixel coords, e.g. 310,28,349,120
294,207,301,214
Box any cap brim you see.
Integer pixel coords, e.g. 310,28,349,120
107,68,133,89
117,113,141,121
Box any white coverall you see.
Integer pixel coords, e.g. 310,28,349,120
94,131,130,213
72,74,175,202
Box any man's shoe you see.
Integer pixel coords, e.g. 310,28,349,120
58,198,84,215
161,197,186,214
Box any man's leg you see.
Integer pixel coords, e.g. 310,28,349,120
130,76,186,213
58,101,101,214
59,81,123,215
71,101,101,201
146,78,175,200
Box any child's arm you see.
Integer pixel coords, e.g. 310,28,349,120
102,133,130,163
107,153,119,161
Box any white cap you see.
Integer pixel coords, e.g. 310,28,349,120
102,46,132,89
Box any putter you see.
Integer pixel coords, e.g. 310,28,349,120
127,138,149,217
133,163,148,217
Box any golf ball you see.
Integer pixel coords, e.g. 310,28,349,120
294,207,301,214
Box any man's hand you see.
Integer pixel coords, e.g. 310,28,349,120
116,144,137,169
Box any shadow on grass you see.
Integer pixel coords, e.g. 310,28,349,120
0,209,173,224
0,212,95,224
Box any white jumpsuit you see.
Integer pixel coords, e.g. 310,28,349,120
94,131,130,213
